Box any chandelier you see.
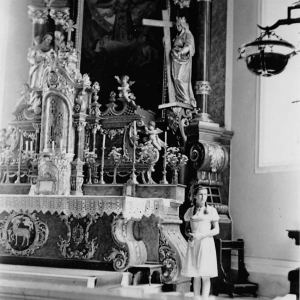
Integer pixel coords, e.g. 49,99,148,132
238,2,300,77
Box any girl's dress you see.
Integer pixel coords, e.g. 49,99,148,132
181,205,219,278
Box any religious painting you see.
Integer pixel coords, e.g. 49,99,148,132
81,0,167,113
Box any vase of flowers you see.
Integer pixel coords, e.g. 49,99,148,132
165,147,188,184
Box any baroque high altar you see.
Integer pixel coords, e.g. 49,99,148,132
0,0,233,291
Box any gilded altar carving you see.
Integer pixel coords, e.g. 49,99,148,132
28,6,49,24
57,214,98,259
49,8,70,25
158,226,178,283
104,214,130,271
0,211,49,256
105,214,147,272
194,80,212,95
190,141,228,173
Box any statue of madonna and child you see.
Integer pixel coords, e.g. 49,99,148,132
171,16,196,108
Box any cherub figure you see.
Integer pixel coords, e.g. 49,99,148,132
115,75,135,102
145,121,166,151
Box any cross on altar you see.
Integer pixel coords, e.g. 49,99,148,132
63,19,78,42
143,10,176,103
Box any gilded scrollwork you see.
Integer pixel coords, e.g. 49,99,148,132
190,141,227,173
104,247,129,271
158,227,178,283
104,214,130,271
0,211,49,256
44,72,76,102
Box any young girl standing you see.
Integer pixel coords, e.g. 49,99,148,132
181,185,220,299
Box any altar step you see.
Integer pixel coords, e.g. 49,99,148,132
0,264,123,288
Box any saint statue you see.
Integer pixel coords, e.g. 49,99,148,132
171,17,196,107
27,33,56,89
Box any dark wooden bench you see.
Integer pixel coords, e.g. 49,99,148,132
128,264,163,286
212,239,259,297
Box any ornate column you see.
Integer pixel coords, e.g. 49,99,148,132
70,117,86,195
193,0,213,123
28,5,49,41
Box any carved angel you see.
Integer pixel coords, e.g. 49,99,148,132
145,121,165,151
115,75,135,102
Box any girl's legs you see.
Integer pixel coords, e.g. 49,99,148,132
201,276,211,298
193,276,201,296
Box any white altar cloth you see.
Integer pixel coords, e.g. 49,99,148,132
0,195,172,220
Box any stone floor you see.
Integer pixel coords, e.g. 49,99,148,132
0,264,283,300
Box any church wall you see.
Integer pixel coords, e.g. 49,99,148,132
0,0,32,128
229,0,300,297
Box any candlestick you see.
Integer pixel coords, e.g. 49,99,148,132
128,124,138,185
99,134,106,184
52,141,55,152
15,130,23,184
30,141,33,152
160,131,168,185
25,141,28,153
102,134,106,148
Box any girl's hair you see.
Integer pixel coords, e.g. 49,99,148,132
192,185,209,215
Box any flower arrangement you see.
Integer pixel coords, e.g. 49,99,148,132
165,147,188,184
108,147,130,184
138,141,158,165
166,147,188,170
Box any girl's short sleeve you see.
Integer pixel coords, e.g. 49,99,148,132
184,207,193,221
210,206,220,221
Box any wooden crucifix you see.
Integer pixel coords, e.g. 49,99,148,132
142,10,176,103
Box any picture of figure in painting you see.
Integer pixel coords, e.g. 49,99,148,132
98,0,134,42
83,0,164,112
